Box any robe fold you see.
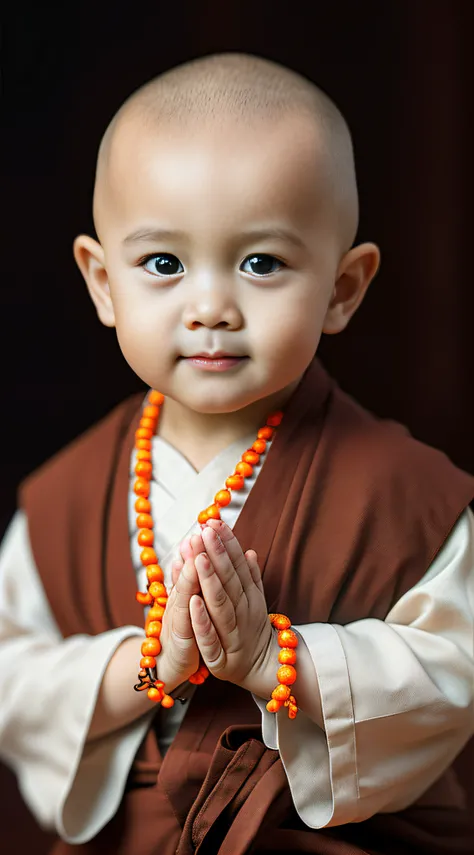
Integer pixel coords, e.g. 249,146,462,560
20,358,474,854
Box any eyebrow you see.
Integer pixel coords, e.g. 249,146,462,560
123,228,187,245
122,225,306,250
236,228,306,250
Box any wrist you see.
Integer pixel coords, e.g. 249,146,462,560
154,655,186,696
239,630,280,700
155,646,198,695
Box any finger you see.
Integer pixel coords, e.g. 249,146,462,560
205,519,254,593
179,537,194,563
190,531,206,557
172,557,200,641
201,526,244,608
245,550,265,595
189,594,226,674
176,532,204,584
195,552,237,638
171,557,183,588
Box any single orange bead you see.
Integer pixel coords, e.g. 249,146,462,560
138,528,154,547
149,391,165,406
257,426,274,440
278,629,298,649
272,684,291,702
154,680,165,690
146,564,164,583
242,451,260,465
136,449,152,462
278,648,297,665
235,461,253,478
148,604,165,620
205,504,221,520
137,513,153,529
134,478,150,498
136,591,153,606
147,686,163,702
134,496,151,513
136,438,152,451
140,417,157,431
143,404,159,420
252,439,267,454
267,411,283,427
188,672,206,685
155,595,168,606
270,614,291,630
136,427,153,440
214,489,231,507
135,461,153,479
149,581,167,599
141,638,161,657
197,664,210,678
277,664,297,685
140,547,158,565
266,699,283,713
225,474,244,491
161,694,175,708
140,656,156,669
288,704,298,720
198,510,210,525
146,620,162,638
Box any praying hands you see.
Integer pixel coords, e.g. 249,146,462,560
172,520,279,698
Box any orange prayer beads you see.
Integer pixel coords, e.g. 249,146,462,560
266,613,299,719
133,393,296,716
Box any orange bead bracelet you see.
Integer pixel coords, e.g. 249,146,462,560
265,614,299,718
133,391,297,718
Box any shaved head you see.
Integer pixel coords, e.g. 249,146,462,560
94,52,359,249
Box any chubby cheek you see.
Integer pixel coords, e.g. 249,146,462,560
112,296,174,389
251,293,324,379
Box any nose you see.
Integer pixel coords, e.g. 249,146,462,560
181,273,244,330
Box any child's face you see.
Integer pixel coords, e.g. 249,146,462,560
80,115,359,414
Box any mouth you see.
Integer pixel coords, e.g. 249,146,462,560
181,353,248,372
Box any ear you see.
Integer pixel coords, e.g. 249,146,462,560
322,242,380,335
73,234,116,328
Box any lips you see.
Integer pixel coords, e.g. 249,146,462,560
182,353,248,372
186,351,244,359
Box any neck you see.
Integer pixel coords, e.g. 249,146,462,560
157,377,303,471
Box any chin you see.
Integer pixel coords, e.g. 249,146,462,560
184,388,258,415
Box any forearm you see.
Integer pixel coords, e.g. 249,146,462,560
87,635,185,741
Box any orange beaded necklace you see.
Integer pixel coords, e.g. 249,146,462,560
133,390,298,718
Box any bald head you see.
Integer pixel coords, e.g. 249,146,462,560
94,53,359,249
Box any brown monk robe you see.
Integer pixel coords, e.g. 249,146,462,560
21,358,474,855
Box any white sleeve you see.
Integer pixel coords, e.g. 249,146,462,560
0,510,154,844
253,508,474,829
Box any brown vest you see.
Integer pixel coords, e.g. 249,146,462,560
20,359,474,854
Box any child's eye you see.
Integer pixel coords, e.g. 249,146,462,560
240,254,284,276
141,253,184,277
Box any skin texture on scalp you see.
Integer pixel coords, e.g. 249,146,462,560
94,52,359,252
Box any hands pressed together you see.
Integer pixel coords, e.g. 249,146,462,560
159,520,278,698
